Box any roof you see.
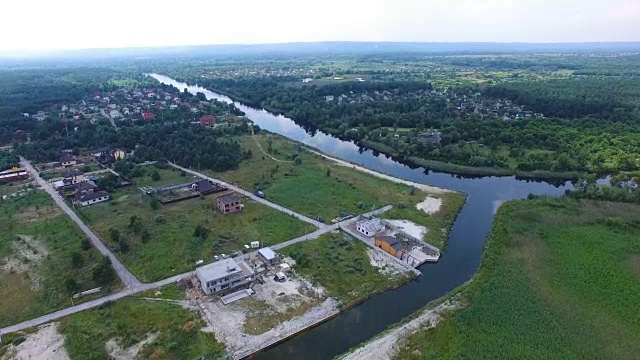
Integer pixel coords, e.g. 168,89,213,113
60,154,76,163
194,179,215,193
258,247,277,261
78,190,109,202
217,193,240,205
357,217,385,234
377,235,399,246
196,258,251,281
62,169,84,178
74,180,97,192
200,115,217,123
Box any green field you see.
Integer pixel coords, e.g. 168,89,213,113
59,298,225,360
0,191,120,327
397,197,640,360
281,231,414,308
77,185,315,282
208,133,466,248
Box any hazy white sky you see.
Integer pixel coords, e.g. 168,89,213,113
2,0,639,51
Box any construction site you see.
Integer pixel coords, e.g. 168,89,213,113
179,247,339,360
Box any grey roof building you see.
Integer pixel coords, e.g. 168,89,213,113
196,258,255,295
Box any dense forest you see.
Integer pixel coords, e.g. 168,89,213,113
169,54,640,176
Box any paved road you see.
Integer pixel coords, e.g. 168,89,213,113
169,162,324,228
0,270,194,335
20,158,141,289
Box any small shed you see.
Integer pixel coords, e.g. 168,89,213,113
374,235,405,258
258,247,278,265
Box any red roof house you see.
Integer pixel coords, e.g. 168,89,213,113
142,111,155,120
200,115,217,128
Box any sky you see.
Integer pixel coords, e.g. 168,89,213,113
1,0,639,52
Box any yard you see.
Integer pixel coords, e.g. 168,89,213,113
280,231,415,309
396,197,640,360
207,133,466,249
77,185,315,282
0,191,120,328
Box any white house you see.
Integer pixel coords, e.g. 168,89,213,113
196,258,255,295
258,247,278,265
356,217,386,237
77,190,110,206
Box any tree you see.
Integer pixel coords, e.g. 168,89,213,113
294,156,302,166
92,256,115,285
151,170,161,181
70,252,83,268
326,168,331,177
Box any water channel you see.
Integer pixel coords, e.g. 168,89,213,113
150,74,575,359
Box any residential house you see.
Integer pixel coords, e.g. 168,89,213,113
142,111,155,120
417,131,442,145
258,247,278,265
60,154,77,168
200,115,217,128
62,170,85,186
191,179,223,195
74,180,97,194
356,217,386,237
76,190,110,207
374,235,405,258
196,258,255,295
216,193,242,214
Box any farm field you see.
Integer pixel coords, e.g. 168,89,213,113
281,231,414,309
77,179,315,282
207,133,466,249
0,191,120,328
396,197,640,360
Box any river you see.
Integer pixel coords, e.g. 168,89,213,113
149,74,575,359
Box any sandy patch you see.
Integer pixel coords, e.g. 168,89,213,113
1,235,48,290
1,323,69,360
307,149,450,194
416,196,442,215
385,220,428,240
193,275,339,360
105,332,158,360
339,300,459,360
367,249,411,277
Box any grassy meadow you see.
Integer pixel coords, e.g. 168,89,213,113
77,179,315,282
281,231,414,309
208,133,466,248
396,197,640,360
59,298,225,360
0,191,120,327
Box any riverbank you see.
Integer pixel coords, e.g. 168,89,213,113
391,197,640,359
363,140,586,180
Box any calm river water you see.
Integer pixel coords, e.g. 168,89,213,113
150,74,575,359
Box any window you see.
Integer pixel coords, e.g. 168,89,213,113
221,284,230,290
